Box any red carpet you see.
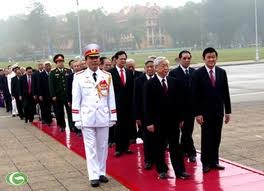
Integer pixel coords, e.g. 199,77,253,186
32,122,264,191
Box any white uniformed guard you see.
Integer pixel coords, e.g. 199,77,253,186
72,43,117,187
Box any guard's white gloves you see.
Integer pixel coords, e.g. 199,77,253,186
75,121,82,130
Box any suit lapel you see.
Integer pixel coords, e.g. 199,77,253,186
153,75,163,92
215,66,220,87
113,67,123,87
166,76,173,94
177,66,185,79
201,66,211,85
84,69,96,86
95,70,107,87
124,68,130,87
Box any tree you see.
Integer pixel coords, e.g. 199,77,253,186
25,1,49,50
159,2,202,48
127,15,146,49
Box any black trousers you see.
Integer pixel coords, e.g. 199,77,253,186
4,94,12,112
23,95,35,121
15,96,24,118
129,122,138,140
181,116,196,157
201,115,223,166
54,99,73,129
40,98,52,124
142,126,158,164
108,124,116,144
115,120,132,152
155,124,185,175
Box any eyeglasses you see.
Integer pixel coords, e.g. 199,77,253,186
182,57,191,60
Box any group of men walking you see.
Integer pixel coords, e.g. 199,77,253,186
70,44,231,187
0,45,231,188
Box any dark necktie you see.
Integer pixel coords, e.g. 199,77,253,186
210,70,215,87
185,69,191,87
162,78,168,95
185,69,189,76
93,72,97,82
28,77,31,94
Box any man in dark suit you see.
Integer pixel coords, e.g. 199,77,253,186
193,47,231,173
32,61,44,99
38,61,53,125
109,51,134,157
32,62,44,121
169,50,196,162
125,58,143,142
11,68,24,120
19,67,35,123
0,69,6,108
134,59,156,170
144,57,191,180
67,60,82,135
2,68,12,112
125,58,143,79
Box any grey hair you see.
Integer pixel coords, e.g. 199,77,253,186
153,57,169,67
126,58,135,64
147,55,157,60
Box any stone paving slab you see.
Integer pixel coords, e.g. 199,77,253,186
0,109,128,191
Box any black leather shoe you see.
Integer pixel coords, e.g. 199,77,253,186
129,139,137,144
159,172,167,179
114,151,121,157
99,175,109,183
176,172,191,180
212,164,225,170
203,165,211,173
144,162,152,170
90,179,99,187
189,156,196,163
125,150,134,154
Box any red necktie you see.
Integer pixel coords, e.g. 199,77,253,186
209,70,215,87
120,69,125,86
28,77,31,94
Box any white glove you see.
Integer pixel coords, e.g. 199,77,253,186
109,121,116,127
75,121,82,130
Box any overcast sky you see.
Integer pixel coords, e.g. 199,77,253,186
0,0,201,19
